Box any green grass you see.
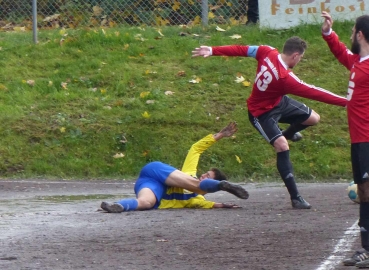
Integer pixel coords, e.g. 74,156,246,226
0,21,355,182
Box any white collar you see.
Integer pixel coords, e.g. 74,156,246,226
278,54,289,70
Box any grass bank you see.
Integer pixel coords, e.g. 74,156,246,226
0,21,353,182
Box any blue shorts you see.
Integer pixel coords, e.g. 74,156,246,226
134,161,177,208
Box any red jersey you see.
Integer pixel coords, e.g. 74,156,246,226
212,45,346,117
323,31,369,143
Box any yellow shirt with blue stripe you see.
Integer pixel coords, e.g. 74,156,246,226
158,134,216,209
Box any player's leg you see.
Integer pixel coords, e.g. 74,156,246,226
164,170,249,199
345,143,369,267
248,101,311,209
280,96,319,141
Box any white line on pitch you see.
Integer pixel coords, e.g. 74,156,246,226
315,219,359,270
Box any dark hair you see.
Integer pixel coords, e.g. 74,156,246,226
355,15,369,43
282,36,307,55
210,167,227,181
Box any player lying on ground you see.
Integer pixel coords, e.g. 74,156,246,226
101,122,248,213
192,36,347,209
321,11,369,268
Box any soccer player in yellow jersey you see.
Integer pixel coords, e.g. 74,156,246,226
101,122,248,213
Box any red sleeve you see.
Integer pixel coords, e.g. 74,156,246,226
322,31,357,71
212,45,250,57
285,72,347,107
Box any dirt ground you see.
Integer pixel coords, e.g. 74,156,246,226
0,180,361,270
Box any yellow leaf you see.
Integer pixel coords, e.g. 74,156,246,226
22,80,26,84
60,127,66,133
0,84,8,91
123,44,129,50
242,81,251,87
193,16,201,25
100,89,107,94
227,2,232,6
61,82,68,89
208,12,215,19
235,155,242,163
142,111,150,118
59,28,66,36
140,91,150,98
229,34,241,39
172,1,180,11
13,26,26,32
229,17,239,26
101,28,106,35
157,30,164,36
216,26,226,32
48,81,53,86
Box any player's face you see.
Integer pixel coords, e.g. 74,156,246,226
199,170,216,181
351,26,361,54
290,52,304,68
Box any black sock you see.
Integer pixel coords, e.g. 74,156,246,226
282,123,309,140
359,202,369,250
277,150,299,199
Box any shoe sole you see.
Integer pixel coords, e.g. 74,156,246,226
101,202,124,213
219,181,249,199
292,204,312,209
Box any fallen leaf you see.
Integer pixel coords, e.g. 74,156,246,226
229,34,241,39
140,91,150,98
26,80,35,86
176,71,186,77
113,153,125,159
61,82,68,89
235,155,242,163
216,26,226,32
146,100,155,104
60,127,66,133
242,81,251,87
100,89,107,94
235,76,245,83
48,81,53,86
165,91,174,95
157,30,164,36
142,111,150,118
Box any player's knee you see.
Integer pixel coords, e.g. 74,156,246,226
273,136,289,152
305,111,320,126
137,199,156,210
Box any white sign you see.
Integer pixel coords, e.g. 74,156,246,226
259,0,367,29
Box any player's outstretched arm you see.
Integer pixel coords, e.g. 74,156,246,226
192,46,212,57
213,202,241,208
213,121,238,141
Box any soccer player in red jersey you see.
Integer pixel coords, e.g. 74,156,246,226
321,11,369,267
192,36,347,210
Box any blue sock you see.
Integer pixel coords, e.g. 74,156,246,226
199,179,221,193
116,198,138,211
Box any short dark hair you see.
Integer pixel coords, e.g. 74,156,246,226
210,167,227,181
355,15,369,43
282,36,307,55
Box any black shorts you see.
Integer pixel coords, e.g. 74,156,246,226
248,95,312,145
351,142,369,184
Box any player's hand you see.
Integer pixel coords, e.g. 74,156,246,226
221,203,241,208
321,11,333,33
192,46,212,58
216,121,238,139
